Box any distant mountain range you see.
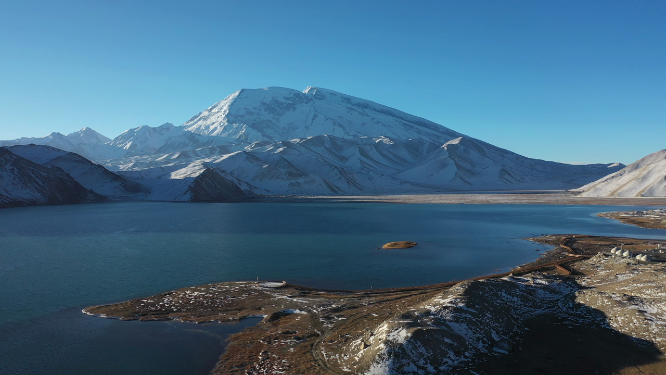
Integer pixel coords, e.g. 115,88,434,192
1,127,113,160
575,149,666,197
1,86,632,206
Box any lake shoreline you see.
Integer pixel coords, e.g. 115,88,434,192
83,234,666,374
262,191,666,205
6,201,666,374
597,209,666,229
4,191,666,211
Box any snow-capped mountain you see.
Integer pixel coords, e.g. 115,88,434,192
0,147,105,208
102,133,622,196
8,144,150,199
0,86,625,198
68,127,111,144
183,87,462,144
575,149,666,197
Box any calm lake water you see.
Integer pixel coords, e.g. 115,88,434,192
1,202,665,374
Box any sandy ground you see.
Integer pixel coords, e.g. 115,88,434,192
264,191,666,205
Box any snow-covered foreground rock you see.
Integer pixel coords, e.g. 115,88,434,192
363,255,666,375
1,87,625,197
0,147,105,207
359,276,578,374
575,149,666,197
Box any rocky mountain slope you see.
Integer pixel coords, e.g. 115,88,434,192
7,144,150,199
4,144,252,203
104,133,623,196
187,168,254,202
0,147,105,208
575,149,666,197
1,87,625,197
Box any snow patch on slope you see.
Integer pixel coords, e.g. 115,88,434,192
313,275,579,374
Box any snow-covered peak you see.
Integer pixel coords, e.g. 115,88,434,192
1,127,110,148
47,132,66,139
183,86,462,145
67,127,111,144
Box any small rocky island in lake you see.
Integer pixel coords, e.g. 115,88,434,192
381,241,417,249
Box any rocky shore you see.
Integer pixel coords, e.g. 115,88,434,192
268,192,666,206
598,209,666,229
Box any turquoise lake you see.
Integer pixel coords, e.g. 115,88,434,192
1,202,665,374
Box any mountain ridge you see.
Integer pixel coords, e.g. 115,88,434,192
0,147,106,208
575,149,666,197
0,86,625,198
8,144,151,199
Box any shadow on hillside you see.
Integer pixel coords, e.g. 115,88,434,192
467,286,662,375
377,278,663,375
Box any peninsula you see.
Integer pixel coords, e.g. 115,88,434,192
84,234,666,374
598,209,666,229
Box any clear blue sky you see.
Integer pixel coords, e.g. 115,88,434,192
1,0,664,164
